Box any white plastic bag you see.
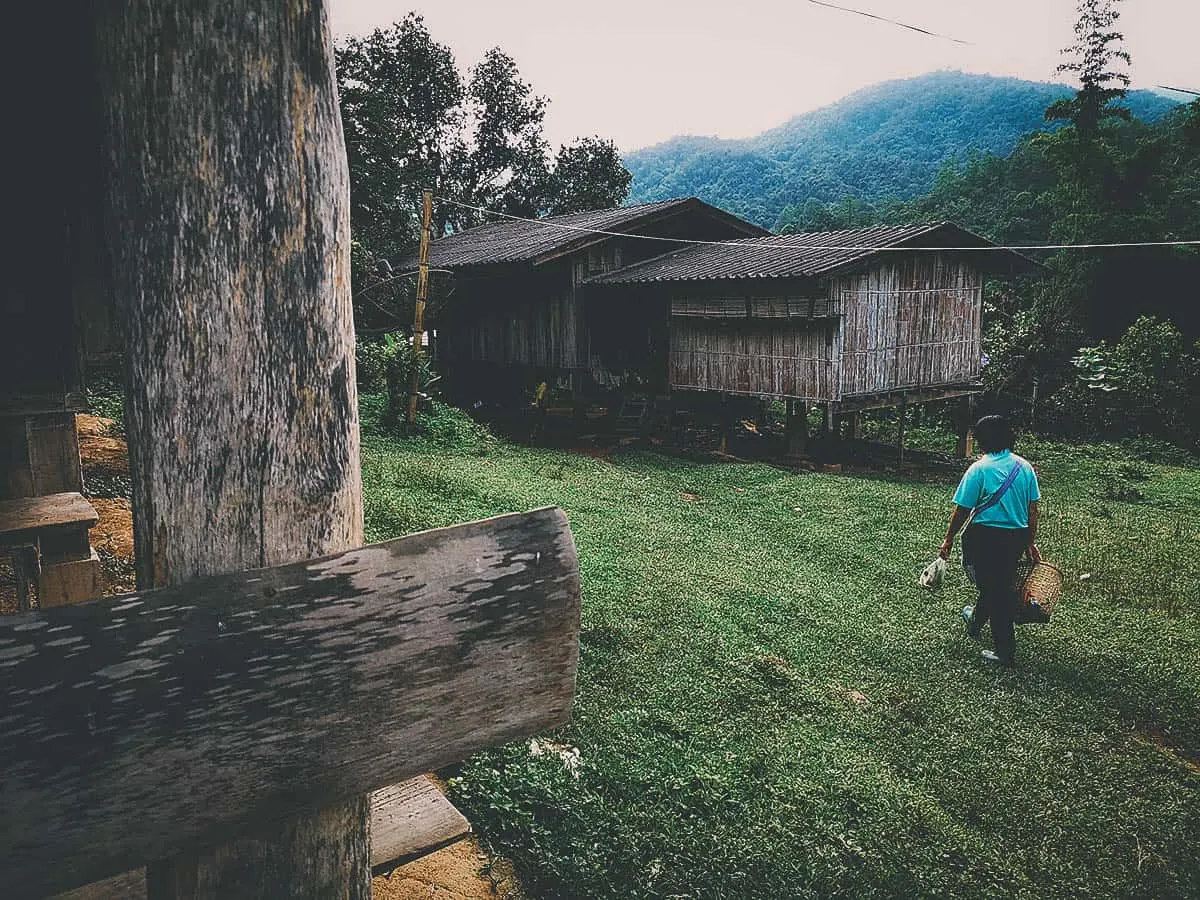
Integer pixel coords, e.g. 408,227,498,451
918,556,947,591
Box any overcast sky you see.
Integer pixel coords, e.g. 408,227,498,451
330,1,1200,153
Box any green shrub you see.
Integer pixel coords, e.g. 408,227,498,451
417,401,497,453
357,333,442,430
1049,316,1200,445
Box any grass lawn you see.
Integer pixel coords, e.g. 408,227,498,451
362,400,1200,899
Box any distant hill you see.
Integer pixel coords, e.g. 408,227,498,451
623,71,1178,230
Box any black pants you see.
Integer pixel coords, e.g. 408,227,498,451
961,524,1029,661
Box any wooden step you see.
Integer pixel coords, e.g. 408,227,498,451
370,776,471,875
50,776,471,899
0,492,98,546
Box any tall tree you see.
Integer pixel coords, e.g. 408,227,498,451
336,15,464,261
335,16,632,266
543,137,634,215
1045,0,1131,137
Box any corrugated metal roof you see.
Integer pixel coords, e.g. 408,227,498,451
587,223,1034,283
417,198,712,269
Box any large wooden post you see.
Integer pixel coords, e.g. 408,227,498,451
92,2,368,897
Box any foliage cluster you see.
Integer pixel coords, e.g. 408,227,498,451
85,370,126,436
355,333,441,430
1049,317,1200,444
361,407,1200,899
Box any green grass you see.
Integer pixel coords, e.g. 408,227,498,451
363,401,1200,899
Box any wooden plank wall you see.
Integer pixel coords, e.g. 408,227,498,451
670,318,838,401
444,267,579,371
836,255,982,398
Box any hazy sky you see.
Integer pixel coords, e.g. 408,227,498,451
330,1,1200,152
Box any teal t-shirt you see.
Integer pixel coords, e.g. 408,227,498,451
953,449,1041,528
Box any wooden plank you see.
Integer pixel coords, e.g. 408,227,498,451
53,868,147,900
0,492,99,543
371,776,471,874
0,506,581,900
26,413,84,496
51,776,472,900
38,550,104,607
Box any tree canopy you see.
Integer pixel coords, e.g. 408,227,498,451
335,14,632,265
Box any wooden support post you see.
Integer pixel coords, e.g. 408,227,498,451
954,395,975,459
785,398,807,459
409,188,434,424
91,2,368,896
845,410,861,441
897,395,908,467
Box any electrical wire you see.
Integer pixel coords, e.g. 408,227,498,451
805,0,972,46
354,267,456,299
437,196,1200,252
1157,84,1200,97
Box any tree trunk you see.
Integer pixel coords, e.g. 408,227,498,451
93,2,367,897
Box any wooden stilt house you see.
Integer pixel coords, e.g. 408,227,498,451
423,207,1039,424
587,222,1040,412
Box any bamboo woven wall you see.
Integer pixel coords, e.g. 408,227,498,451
836,255,982,397
669,318,838,400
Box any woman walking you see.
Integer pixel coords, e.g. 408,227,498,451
939,415,1041,666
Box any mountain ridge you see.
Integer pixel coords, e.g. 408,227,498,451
623,71,1179,230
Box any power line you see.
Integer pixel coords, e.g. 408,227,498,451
1157,84,1200,97
437,197,1200,253
805,0,972,46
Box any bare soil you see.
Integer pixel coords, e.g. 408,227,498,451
373,838,525,899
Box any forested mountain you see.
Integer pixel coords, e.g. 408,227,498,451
624,71,1177,229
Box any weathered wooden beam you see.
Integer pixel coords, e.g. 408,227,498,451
836,384,983,414
93,0,368,893
0,507,581,900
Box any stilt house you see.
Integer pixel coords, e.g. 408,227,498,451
419,201,1039,415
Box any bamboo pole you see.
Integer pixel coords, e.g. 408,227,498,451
408,188,434,424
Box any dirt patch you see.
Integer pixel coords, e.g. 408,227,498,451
1135,725,1200,776
77,414,130,480
373,836,525,899
90,497,134,562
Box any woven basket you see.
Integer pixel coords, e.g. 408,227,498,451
1013,560,1063,624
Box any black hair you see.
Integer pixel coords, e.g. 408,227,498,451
973,415,1016,454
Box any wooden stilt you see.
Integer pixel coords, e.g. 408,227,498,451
785,399,807,460
846,410,861,441
954,395,975,459
896,395,908,467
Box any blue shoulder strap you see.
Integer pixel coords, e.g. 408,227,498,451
974,461,1024,516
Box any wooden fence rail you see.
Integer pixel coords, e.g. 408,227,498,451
0,507,581,899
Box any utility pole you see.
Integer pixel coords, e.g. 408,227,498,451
409,188,434,424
